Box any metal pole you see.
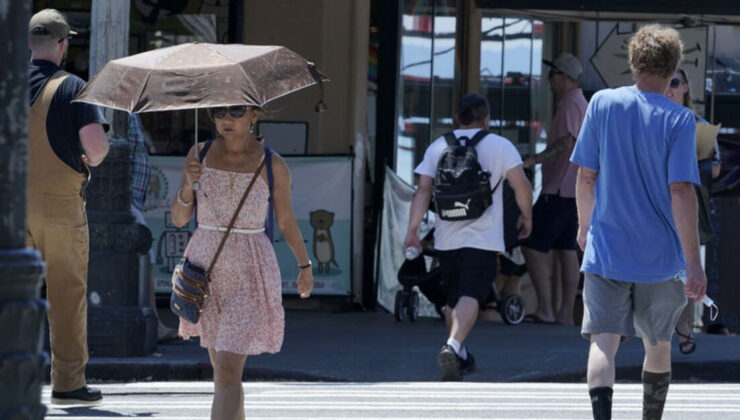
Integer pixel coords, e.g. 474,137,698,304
0,2,47,418
86,0,156,357
499,17,506,136
710,25,717,124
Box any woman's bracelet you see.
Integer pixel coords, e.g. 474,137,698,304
177,188,193,206
298,261,312,270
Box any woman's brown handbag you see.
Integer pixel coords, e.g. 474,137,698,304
170,157,267,324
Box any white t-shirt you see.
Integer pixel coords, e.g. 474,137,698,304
414,128,522,252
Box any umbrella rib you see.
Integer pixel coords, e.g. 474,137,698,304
132,72,153,113
259,82,321,107
70,98,138,113
205,44,275,64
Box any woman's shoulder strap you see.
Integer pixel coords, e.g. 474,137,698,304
198,140,215,164
263,145,275,241
264,146,274,188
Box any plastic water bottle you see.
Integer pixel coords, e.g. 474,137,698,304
404,245,421,260
677,269,718,321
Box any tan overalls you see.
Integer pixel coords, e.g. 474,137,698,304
27,71,91,392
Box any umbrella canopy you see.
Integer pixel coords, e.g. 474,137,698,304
73,43,328,112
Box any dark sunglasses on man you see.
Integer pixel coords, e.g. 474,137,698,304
669,78,684,89
210,105,248,119
548,69,564,78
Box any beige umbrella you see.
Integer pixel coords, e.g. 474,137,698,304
73,42,328,189
73,42,328,112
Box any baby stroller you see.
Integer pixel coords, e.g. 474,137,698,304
395,231,526,325
395,246,445,322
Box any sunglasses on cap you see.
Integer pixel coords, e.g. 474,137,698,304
669,78,684,88
210,105,248,119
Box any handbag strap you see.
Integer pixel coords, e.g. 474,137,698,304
205,156,267,278
264,146,275,241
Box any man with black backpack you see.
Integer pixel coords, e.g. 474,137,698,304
404,94,533,381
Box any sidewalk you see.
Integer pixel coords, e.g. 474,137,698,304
81,309,740,383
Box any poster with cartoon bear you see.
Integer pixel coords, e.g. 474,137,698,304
144,155,353,296
270,156,352,295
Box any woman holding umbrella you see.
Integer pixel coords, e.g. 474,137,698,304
73,43,327,418
171,105,313,419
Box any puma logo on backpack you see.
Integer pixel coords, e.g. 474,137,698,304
453,198,471,211
433,130,501,221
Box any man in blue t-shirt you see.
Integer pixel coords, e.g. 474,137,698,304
570,25,707,420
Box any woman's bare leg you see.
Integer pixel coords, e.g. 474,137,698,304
208,348,247,420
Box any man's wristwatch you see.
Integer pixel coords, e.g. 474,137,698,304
298,261,312,270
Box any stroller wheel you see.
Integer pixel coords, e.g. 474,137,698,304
500,294,526,325
407,291,420,322
394,290,406,322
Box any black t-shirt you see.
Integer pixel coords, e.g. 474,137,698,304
28,60,109,173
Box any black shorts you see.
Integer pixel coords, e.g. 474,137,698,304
438,247,498,308
520,193,578,252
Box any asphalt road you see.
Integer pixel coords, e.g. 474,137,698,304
44,381,740,419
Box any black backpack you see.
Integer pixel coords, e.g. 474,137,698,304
432,130,501,221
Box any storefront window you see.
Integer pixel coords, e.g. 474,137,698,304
480,15,544,156
430,6,457,142
396,0,457,185
480,17,504,137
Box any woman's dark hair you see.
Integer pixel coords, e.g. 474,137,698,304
456,94,490,125
677,68,692,109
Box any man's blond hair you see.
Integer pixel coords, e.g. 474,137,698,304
629,24,683,79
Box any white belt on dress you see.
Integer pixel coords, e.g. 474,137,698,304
198,224,265,234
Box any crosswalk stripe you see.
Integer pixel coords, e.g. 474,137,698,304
43,400,740,410
43,382,740,419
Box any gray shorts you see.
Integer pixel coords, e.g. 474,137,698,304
581,272,687,346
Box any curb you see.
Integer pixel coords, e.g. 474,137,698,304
45,359,740,384
46,362,342,383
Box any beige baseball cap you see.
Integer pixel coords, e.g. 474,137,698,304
29,9,77,40
543,53,582,81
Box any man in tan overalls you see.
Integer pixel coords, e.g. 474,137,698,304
27,9,109,405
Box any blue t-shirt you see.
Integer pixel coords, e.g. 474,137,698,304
570,86,700,283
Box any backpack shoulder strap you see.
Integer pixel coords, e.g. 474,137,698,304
443,132,458,146
491,175,503,194
468,130,490,147
264,145,275,242
193,140,214,229
198,140,214,163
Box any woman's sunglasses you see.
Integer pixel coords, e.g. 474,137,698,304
210,105,248,119
669,78,684,88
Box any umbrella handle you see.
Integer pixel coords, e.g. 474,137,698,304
307,62,328,113
193,109,200,191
